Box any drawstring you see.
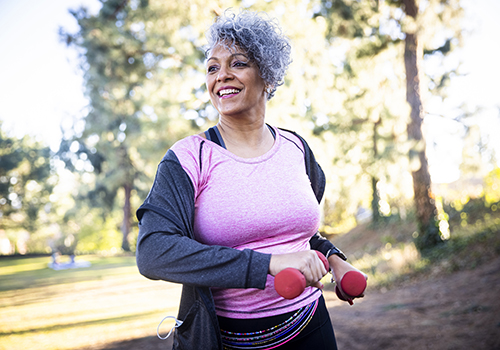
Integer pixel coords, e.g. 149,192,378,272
157,316,183,340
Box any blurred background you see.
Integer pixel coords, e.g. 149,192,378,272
0,0,499,349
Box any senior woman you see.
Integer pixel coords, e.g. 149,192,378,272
136,10,364,350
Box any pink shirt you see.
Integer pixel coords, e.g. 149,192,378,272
171,127,321,318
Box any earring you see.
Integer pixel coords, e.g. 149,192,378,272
265,87,272,94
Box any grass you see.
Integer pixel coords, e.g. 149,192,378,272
0,254,182,350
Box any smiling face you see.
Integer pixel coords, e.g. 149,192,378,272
206,43,267,120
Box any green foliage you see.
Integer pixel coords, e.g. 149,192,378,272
309,0,464,242
445,194,500,232
308,1,412,228
57,0,218,250
75,214,123,254
0,125,57,235
484,167,500,204
413,217,443,252
422,223,500,270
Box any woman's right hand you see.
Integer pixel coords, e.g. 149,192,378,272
269,250,328,290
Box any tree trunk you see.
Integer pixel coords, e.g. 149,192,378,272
371,118,382,225
121,182,132,252
403,0,441,250
371,176,381,224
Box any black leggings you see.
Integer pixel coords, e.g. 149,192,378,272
218,295,338,349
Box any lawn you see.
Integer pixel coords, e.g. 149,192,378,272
0,255,181,350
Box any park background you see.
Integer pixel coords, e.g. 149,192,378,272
0,0,499,349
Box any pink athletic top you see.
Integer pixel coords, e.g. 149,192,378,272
171,127,321,318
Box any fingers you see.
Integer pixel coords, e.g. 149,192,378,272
294,251,327,286
310,280,324,290
269,250,328,287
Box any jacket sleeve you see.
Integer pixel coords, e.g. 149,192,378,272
136,149,271,289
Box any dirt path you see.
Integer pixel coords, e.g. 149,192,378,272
327,256,500,350
101,257,500,350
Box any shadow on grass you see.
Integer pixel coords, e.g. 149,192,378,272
0,255,138,293
95,335,173,350
0,310,160,337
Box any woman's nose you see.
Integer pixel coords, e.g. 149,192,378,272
217,66,233,82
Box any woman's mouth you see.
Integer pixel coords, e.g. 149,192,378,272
218,88,241,98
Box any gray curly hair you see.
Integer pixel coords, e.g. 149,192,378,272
205,10,292,100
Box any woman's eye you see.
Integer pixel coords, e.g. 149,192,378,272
233,61,248,67
207,66,218,73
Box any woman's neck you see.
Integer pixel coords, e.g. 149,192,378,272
217,117,275,158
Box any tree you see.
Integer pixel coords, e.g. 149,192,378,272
0,124,57,246
402,0,441,249
59,0,153,251
314,0,463,249
59,0,220,251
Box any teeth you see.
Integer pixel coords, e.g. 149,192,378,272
218,89,240,96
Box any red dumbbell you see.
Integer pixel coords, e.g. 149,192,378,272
335,270,367,305
274,251,329,299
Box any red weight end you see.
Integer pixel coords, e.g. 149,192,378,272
335,285,354,305
274,268,306,299
340,271,367,297
335,285,346,301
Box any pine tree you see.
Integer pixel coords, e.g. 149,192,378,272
313,0,463,249
59,0,216,251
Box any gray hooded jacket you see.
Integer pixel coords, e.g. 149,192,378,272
136,130,338,349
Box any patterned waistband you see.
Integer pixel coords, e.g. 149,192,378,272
220,298,319,350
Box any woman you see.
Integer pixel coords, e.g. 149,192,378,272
136,10,365,350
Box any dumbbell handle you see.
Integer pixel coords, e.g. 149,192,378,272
274,251,329,300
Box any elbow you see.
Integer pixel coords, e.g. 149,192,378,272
135,243,160,280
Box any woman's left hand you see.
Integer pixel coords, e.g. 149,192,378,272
328,254,368,300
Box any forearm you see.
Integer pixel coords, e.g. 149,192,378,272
136,216,270,289
328,254,366,284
